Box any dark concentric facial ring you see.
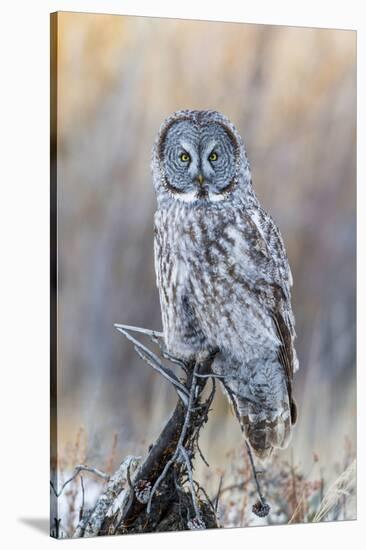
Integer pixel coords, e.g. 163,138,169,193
158,115,240,199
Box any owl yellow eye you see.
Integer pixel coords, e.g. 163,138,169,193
209,152,218,161
180,152,190,162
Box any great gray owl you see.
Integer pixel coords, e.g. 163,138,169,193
151,109,298,459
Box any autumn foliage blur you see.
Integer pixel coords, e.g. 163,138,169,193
52,12,356,526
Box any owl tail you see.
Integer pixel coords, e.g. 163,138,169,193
222,381,293,460
240,402,292,460
237,362,295,460
215,353,297,459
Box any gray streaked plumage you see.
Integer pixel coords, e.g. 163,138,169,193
151,109,298,459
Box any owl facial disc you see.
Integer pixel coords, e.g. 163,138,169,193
157,114,240,202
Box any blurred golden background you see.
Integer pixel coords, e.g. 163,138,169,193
53,12,356,498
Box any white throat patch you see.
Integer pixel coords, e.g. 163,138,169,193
172,190,226,203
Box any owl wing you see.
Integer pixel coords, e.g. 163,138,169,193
244,205,298,415
210,204,298,457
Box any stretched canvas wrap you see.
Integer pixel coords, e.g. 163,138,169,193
50,11,357,539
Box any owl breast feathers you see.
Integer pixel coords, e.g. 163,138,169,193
151,110,298,459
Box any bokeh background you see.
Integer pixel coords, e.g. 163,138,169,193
53,12,356,521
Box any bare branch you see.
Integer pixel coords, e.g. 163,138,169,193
79,476,85,521
50,464,109,498
159,348,188,370
245,441,270,517
196,437,210,467
194,373,226,379
115,325,189,399
193,480,216,516
214,475,224,513
221,380,270,517
114,323,187,371
74,464,110,481
74,456,141,538
134,346,189,401
179,445,202,522
146,361,199,514
114,323,163,341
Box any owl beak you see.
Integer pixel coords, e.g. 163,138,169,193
196,174,205,185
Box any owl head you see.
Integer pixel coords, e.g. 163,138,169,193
152,110,252,204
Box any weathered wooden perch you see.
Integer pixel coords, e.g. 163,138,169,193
51,323,269,537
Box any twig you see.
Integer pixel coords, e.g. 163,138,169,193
217,477,252,497
115,323,190,376
245,442,265,504
115,325,189,399
214,475,224,513
159,348,188,370
196,437,210,467
50,465,109,498
146,361,199,514
188,376,215,469
52,517,61,539
194,373,227,379
134,346,189,404
180,445,201,520
74,465,110,480
74,456,141,538
245,441,270,517
193,480,216,516
288,459,316,524
114,323,163,341
79,476,85,521
221,380,270,517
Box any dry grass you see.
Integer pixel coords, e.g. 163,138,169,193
206,436,356,528
51,430,356,537
313,459,356,523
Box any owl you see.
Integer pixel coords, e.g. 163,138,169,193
151,110,298,459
